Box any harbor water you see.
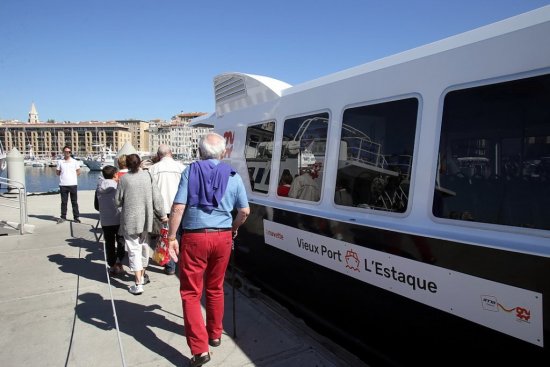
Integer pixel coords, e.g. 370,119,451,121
0,166,102,193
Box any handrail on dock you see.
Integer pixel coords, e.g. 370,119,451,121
0,177,28,235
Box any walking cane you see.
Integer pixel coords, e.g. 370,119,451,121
231,239,237,339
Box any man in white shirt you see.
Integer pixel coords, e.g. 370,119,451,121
288,166,321,201
56,145,81,224
149,144,186,274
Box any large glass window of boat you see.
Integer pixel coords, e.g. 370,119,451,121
280,112,328,202
245,121,275,193
434,73,550,231
336,98,419,212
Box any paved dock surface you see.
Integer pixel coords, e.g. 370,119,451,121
0,190,367,367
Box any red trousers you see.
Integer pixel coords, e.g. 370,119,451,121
179,230,232,355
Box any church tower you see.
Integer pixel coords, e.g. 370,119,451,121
28,102,39,123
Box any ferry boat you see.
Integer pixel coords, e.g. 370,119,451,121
193,6,550,366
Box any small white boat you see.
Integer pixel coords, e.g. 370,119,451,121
31,161,46,168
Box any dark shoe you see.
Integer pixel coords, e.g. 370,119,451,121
57,218,66,224
142,273,150,285
73,218,81,223
114,263,124,274
208,338,221,347
165,268,176,275
189,353,210,367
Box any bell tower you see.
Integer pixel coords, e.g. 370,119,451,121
28,102,39,123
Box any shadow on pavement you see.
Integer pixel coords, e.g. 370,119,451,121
76,292,186,366
47,253,110,284
28,214,59,222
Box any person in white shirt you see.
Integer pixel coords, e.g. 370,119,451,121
56,145,81,224
288,166,321,201
149,144,186,274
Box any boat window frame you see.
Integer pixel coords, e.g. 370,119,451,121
334,94,422,217
431,68,550,236
276,110,331,204
243,119,277,196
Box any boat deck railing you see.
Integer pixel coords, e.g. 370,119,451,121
344,137,389,168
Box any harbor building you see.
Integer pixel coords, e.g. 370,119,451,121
148,112,212,162
115,119,150,154
0,103,212,162
0,121,131,158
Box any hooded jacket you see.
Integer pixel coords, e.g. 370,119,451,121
96,178,120,226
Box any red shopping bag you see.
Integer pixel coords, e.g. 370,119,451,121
152,225,170,266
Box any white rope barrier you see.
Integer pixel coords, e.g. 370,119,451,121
101,238,127,367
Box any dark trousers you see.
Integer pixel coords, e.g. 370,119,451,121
60,185,79,219
102,225,125,267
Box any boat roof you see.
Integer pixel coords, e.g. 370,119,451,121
213,73,292,117
210,5,550,116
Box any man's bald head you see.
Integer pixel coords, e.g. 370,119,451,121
157,144,172,159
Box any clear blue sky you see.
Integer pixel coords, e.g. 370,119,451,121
1,0,549,122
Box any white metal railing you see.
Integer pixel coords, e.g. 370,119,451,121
0,177,28,235
345,136,388,168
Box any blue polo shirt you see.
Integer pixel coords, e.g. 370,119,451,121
173,160,249,230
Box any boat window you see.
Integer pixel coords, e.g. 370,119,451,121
280,113,328,202
245,121,275,193
336,98,418,212
434,73,550,231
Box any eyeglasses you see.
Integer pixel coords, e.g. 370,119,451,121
63,151,71,154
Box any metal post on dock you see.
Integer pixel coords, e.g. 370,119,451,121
6,148,25,194
2,148,31,234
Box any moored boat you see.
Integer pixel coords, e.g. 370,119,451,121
192,6,550,366
83,146,116,171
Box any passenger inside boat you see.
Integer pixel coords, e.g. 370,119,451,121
288,165,321,201
277,170,293,197
334,177,353,206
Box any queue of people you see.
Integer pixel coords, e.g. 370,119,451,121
92,133,250,367
59,138,360,367
63,136,361,367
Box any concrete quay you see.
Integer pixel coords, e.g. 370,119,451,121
0,190,367,367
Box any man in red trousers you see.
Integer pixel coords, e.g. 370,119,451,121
168,132,249,367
